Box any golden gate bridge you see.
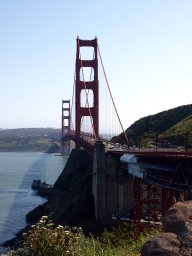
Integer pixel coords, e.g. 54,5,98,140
61,37,192,236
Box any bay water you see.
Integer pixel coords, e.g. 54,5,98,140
0,152,67,250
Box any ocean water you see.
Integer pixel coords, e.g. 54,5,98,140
0,152,67,248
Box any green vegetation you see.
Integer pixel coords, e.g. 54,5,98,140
159,115,192,146
115,104,192,147
0,128,61,152
11,216,161,256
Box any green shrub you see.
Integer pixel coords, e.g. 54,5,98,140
11,216,83,256
11,217,161,256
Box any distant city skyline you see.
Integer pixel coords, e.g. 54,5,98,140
1,1,192,131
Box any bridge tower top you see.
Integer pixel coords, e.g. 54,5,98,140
75,37,99,140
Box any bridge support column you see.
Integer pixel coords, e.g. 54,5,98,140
116,170,134,217
92,141,106,220
93,143,135,220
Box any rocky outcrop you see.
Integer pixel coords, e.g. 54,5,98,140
142,200,192,256
141,232,181,256
32,179,55,197
163,201,192,234
28,149,98,233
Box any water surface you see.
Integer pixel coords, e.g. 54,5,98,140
0,152,67,246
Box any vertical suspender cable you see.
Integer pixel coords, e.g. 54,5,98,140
97,43,129,146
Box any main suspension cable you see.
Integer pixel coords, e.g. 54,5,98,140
97,42,129,146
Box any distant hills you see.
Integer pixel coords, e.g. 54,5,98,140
115,104,192,148
2,104,192,151
0,128,61,152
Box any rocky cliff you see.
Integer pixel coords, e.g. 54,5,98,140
26,148,101,234
142,201,192,256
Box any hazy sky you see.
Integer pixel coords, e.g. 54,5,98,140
1,0,192,130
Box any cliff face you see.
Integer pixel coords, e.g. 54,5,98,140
27,148,98,234
52,149,95,230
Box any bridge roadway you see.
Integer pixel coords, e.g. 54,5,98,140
63,132,192,192
64,131,192,159
62,132,192,228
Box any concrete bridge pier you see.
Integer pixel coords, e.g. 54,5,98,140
92,140,134,220
92,140,106,220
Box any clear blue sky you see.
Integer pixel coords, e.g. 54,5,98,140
1,0,192,130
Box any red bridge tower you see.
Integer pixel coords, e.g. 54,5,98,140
75,37,99,140
61,100,71,155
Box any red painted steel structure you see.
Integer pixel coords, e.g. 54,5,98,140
75,37,99,141
62,37,192,238
161,188,175,217
61,100,71,155
133,177,176,238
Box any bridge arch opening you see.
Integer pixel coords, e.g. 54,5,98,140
80,116,94,135
63,110,69,116
80,89,94,108
80,67,94,82
64,118,69,127
79,46,95,60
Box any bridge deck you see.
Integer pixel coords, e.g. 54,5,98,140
63,132,192,159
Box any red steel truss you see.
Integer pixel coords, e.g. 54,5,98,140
134,177,175,238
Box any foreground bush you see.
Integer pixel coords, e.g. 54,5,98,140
11,216,160,256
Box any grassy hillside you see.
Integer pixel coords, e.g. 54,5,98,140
159,115,192,146
115,104,192,148
0,128,61,152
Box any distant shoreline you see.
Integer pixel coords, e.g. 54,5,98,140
0,128,61,153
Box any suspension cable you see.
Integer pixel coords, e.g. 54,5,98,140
97,42,129,146
78,40,97,140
